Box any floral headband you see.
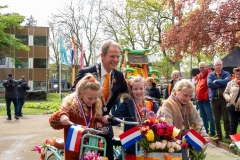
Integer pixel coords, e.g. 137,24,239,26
89,77,96,82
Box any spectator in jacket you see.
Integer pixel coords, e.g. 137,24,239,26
17,76,30,117
207,59,230,141
145,77,161,100
223,67,240,147
164,70,180,99
3,74,19,120
195,62,215,137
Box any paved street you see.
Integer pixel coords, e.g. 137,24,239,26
0,115,239,160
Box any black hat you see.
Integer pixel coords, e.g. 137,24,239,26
8,74,13,77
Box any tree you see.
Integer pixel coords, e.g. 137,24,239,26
101,0,172,51
162,0,240,60
25,15,37,26
50,0,103,67
0,5,29,54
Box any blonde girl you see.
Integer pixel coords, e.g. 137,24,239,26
103,76,159,159
49,73,103,160
157,79,209,160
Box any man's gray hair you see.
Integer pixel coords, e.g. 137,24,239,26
213,59,222,66
171,70,180,77
199,62,206,67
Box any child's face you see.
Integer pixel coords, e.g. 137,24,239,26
176,88,193,104
80,88,99,107
131,82,145,101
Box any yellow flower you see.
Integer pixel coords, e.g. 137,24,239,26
146,129,154,141
160,117,168,123
172,127,180,138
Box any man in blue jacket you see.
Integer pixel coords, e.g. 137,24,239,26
207,59,230,141
17,76,30,117
3,74,19,120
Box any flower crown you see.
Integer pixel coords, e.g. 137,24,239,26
89,77,96,82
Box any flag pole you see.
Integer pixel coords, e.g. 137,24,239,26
72,37,76,86
59,36,62,99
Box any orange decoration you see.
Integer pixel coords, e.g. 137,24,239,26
89,77,96,82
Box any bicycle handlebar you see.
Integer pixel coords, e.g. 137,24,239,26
68,121,108,134
107,116,140,125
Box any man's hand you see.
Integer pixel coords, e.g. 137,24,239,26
102,115,110,124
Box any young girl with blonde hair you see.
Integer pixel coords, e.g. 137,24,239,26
103,76,159,159
49,73,103,160
157,79,209,160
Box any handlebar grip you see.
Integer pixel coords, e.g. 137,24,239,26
107,115,115,123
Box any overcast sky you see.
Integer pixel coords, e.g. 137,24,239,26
1,0,64,27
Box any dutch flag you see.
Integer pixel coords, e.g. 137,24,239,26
119,126,142,149
65,124,85,152
230,133,240,149
185,129,206,151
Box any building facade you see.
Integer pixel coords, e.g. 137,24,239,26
0,26,49,94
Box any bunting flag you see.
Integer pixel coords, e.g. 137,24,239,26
185,129,206,151
59,36,70,66
71,37,76,85
80,44,84,69
230,133,240,149
65,124,86,152
71,49,74,68
119,126,142,149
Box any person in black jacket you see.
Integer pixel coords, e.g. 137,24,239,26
145,77,161,100
17,76,30,117
71,40,128,160
3,74,19,120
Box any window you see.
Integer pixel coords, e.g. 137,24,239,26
0,58,6,65
34,58,48,68
15,58,28,68
34,36,48,46
15,35,28,45
33,81,47,91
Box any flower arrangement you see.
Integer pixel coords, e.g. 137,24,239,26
138,110,181,155
80,151,107,160
80,151,99,160
181,123,207,160
33,138,57,160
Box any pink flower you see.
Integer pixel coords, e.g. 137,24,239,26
34,146,41,154
45,139,49,144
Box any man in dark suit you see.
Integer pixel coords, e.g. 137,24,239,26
71,40,128,160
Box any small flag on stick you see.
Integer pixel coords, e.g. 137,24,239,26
185,129,206,151
119,126,142,149
65,124,86,152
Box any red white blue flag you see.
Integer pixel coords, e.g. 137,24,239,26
119,126,142,149
185,129,206,151
230,133,240,149
65,124,85,152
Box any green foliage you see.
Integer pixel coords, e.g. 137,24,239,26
0,5,29,52
189,146,207,160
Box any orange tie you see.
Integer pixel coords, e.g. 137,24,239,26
103,73,110,101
